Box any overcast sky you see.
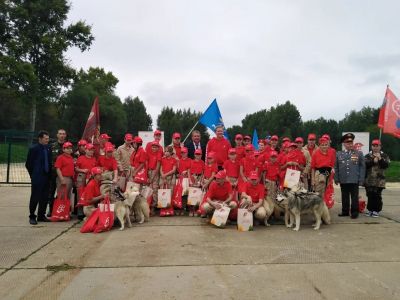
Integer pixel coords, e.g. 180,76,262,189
67,0,400,128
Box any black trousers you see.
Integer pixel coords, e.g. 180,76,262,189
29,177,50,219
366,187,384,212
340,183,359,216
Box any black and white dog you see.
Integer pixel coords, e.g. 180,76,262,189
277,188,331,231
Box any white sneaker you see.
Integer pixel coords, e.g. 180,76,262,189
371,211,379,218
365,211,372,217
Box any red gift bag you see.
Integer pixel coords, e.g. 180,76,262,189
80,209,100,233
172,180,183,209
160,206,175,217
134,167,148,184
76,186,87,207
51,186,71,222
94,197,114,233
323,176,335,209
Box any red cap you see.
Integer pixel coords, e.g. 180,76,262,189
124,133,133,141
282,141,291,148
235,134,243,140
289,142,297,148
295,137,304,143
154,130,162,136
322,134,330,141
254,151,260,156
181,147,188,153
228,148,237,154
207,151,216,158
244,135,251,140
319,137,329,144
270,151,278,157
151,141,160,147
372,139,381,145
215,170,227,179
134,136,143,144
100,133,111,140
172,132,181,139
85,143,94,150
78,139,87,146
105,145,114,152
308,133,316,140
91,167,103,175
194,149,202,155
270,135,278,141
63,142,73,148
282,137,291,143
249,171,259,180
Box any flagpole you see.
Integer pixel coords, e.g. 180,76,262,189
182,121,199,143
379,128,382,141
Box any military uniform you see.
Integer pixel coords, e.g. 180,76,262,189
334,133,365,218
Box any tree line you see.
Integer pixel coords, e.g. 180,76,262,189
0,0,399,160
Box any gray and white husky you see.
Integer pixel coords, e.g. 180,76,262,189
277,188,331,231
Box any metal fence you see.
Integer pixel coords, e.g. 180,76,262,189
0,130,34,184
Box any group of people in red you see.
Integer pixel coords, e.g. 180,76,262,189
46,123,337,227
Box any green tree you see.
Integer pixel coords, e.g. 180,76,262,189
241,101,302,139
60,67,126,143
0,0,94,132
124,96,152,135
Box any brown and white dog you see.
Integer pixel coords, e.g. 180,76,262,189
124,184,150,224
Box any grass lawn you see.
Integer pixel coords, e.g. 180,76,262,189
0,143,29,163
386,161,400,182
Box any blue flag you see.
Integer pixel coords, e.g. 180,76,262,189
199,99,228,138
252,128,259,150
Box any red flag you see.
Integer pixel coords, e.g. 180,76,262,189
82,97,100,143
382,87,400,138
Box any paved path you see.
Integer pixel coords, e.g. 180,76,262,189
0,186,399,299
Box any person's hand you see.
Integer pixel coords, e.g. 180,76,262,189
60,177,66,185
239,201,247,208
112,177,118,184
214,202,222,210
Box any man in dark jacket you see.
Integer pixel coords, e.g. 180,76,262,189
364,139,390,217
25,131,52,225
185,130,206,161
334,133,366,219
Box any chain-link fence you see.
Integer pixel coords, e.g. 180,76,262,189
0,130,34,184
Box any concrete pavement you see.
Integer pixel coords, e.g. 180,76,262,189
0,186,399,299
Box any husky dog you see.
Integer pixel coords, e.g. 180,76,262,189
124,184,150,224
275,192,292,228
279,189,331,231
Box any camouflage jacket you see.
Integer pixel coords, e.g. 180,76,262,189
50,141,64,171
364,151,390,188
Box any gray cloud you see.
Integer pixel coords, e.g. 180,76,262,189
67,0,400,128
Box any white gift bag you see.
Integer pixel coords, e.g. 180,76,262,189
157,189,172,208
237,208,254,231
187,187,203,206
283,169,301,189
210,206,231,227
